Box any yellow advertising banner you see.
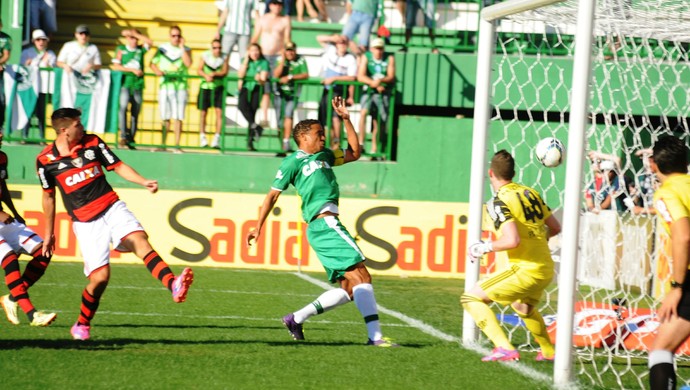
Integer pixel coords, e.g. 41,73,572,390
14,184,501,279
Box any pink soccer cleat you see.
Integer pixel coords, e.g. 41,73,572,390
71,322,91,340
172,267,194,303
482,347,520,362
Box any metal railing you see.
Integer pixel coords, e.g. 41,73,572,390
5,69,396,161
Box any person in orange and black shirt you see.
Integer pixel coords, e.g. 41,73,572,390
0,132,57,327
37,108,195,341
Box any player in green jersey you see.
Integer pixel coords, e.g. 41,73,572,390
246,96,396,347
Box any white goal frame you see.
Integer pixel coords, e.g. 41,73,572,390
463,0,596,386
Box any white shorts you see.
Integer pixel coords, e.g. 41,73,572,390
158,88,188,121
0,221,43,259
72,200,145,276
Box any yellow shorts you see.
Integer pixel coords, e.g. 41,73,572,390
479,263,552,307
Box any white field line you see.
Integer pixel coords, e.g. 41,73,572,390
292,272,555,388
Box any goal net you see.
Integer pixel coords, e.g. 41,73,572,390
468,0,690,388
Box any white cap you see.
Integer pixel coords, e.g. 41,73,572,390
32,29,48,41
600,160,615,171
370,38,385,48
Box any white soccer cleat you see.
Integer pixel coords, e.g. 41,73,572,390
1,294,20,325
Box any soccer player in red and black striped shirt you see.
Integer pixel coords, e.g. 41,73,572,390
37,108,194,340
0,132,57,327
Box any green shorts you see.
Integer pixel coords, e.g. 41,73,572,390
307,215,365,283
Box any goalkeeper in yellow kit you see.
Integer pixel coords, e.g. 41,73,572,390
461,150,562,362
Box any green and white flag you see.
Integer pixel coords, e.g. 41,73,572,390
4,65,39,131
52,68,111,133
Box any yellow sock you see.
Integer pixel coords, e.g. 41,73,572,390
517,308,554,358
461,293,514,350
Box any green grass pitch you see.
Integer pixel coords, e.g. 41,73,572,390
0,261,618,389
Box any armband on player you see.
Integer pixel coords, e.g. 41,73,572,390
333,148,345,166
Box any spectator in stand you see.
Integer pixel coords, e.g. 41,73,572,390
196,39,229,149
584,151,627,213
627,148,657,215
296,0,328,23
341,0,382,55
111,29,152,150
0,19,11,134
356,37,395,157
20,29,55,143
215,0,260,61
237,43,269,151
29,0,58,37
316,34,357,148
273,41,309,155
252,0,292,130
150,26,192,153
57,25,101,76
263,0,293,21
403,0,437,53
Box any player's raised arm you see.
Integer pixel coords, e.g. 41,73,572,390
331,96,360,162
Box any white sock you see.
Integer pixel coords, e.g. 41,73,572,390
353,283,382,341
293,288,350,324
649,349,674,368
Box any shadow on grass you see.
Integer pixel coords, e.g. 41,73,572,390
0,338,264,350
0,337,426,350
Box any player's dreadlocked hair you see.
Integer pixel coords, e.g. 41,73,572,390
293,119,321,145
51,108,82,132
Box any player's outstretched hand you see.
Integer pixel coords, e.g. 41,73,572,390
468,240,493,263
143,180,158,194
246,228,260,247
331,96,350,120
42,235,55,258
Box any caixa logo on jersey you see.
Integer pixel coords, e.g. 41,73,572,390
301,160,331,177
65,166,101,186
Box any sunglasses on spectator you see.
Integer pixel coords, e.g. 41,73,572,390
212,46,221,50
77,32,89,35
35,38,48,41
171,34,181,38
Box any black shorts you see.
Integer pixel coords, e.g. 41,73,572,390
678,269,690,321
197,86,225,110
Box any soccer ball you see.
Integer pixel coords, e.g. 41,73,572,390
535,137,565,168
